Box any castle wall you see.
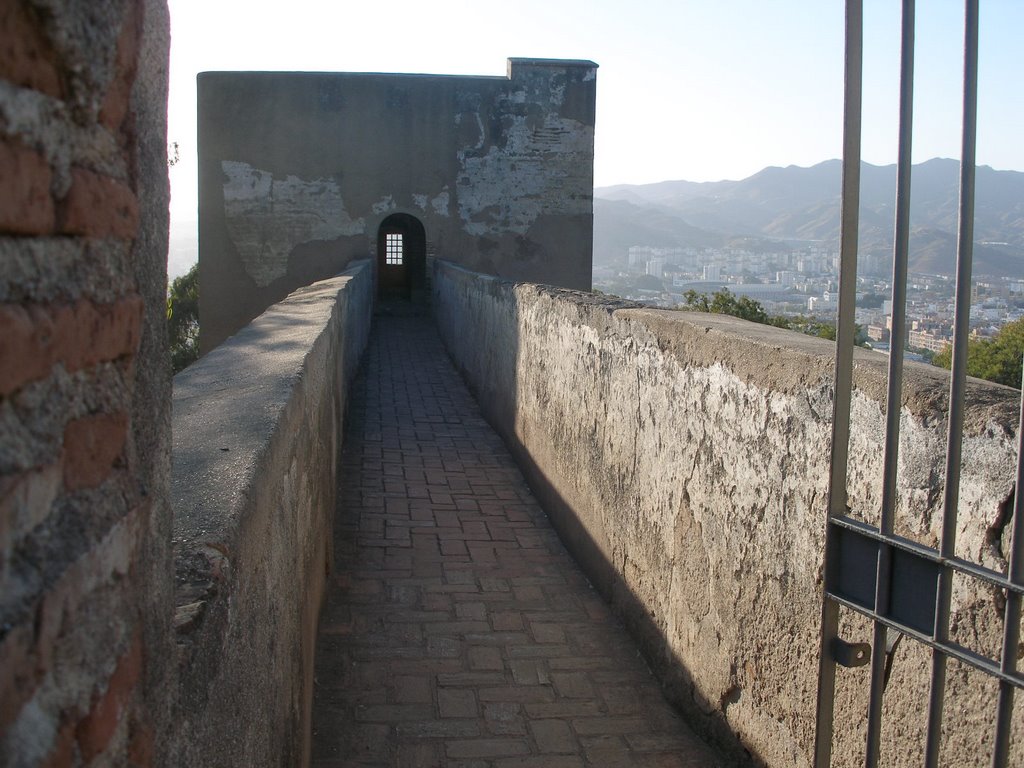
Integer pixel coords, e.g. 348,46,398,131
0,2,173,764
433,261,1023,767
169,263,373,766
198,59,597,352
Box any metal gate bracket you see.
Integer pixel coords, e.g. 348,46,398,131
831,638,871,668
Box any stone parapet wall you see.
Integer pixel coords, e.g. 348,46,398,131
433,260,1022,767
169,261,372,766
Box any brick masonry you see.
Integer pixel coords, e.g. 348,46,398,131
0,2,172,766
311,313,726,767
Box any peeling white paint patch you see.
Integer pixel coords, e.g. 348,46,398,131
549,81,565,106
457,116,593,236
412,194,428,211
221,160,364,287
372,195,396,215
468,111,486,153
431,189,450,217
582,68,596,82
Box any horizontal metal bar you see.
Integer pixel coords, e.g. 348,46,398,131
947,555,1022,596
824,593,1024,688
828,516,1024,595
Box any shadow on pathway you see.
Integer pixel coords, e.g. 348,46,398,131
311,313,728,767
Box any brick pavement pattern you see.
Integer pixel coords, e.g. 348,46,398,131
311,313,728,767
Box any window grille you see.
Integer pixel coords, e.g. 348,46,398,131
814,2,1022,766
385,232,403,266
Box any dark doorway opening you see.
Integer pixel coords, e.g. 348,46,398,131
377,214,426,301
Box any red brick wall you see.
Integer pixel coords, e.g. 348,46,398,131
0,2,171,765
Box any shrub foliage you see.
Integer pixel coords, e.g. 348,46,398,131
933,318,1024,388
678,288,846,341
167,263,199,373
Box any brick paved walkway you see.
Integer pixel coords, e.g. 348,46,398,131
310,313,727,767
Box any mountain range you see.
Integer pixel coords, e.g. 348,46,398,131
594,158,1024,278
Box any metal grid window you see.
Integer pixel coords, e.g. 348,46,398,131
385,232,403,266
814,2,1022,766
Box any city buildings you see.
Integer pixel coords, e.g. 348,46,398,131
596,243,1024,356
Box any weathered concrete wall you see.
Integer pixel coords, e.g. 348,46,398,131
0,2,173,765
169,262,372,766
198,58,596,351
433,261,1023,767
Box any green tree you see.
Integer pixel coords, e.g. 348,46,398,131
933,318,1024,388
676,289,865,345
680,288,769,324
816,323,837,341
732,295,770,325
780,314,825,338
168,263,199,373
682,289,710,312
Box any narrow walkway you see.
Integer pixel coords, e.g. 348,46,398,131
311,313,726,767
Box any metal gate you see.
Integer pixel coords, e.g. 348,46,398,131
814,1,1023,766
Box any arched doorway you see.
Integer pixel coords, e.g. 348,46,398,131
377,214,426,301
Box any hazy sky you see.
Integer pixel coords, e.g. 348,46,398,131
166,0,1022,225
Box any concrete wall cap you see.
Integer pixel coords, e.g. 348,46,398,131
507,57,600,69
171,260,369,547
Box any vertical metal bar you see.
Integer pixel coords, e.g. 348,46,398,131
864,3,915,766
924,2,979,765
992,367,1024,767
813,2,863,765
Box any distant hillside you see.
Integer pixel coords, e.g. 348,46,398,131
593,199,723,265
595,159,1024,278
